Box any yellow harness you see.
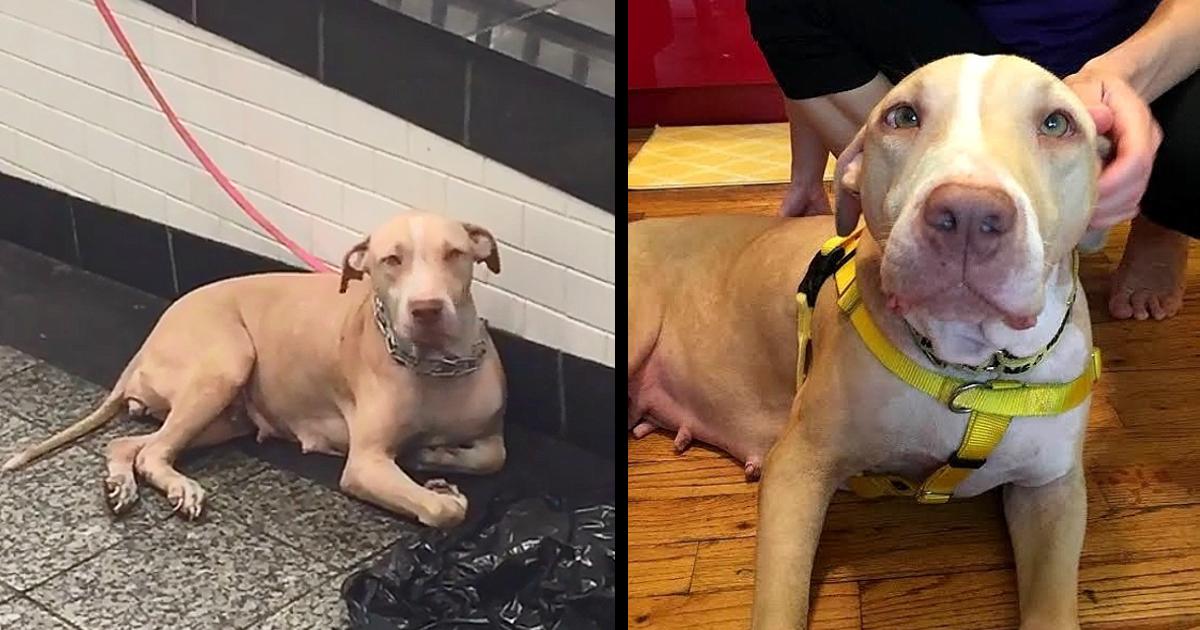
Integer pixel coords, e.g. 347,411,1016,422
795,230,1101,504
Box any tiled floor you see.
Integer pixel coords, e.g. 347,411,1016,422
0,347,364,629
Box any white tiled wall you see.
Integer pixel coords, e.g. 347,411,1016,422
0,0,615,367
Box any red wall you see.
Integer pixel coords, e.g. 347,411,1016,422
628,0,786,127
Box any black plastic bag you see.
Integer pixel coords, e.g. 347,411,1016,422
343,494,614,630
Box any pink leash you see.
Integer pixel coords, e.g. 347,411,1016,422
93,0,332,273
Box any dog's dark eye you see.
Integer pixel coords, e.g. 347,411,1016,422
444,248,464,261
1040,111,1072,137
886,104,920,129
381,254,402,266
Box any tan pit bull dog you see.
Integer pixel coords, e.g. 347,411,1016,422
629,54,1111,627
3,212,506,528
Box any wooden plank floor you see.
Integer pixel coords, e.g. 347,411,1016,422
627,129,1200,629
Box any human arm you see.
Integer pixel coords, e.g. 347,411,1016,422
1064,0,1200,228
1083,0,1200,103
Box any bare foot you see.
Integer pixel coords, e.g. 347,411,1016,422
779,181,832,218
1109,216,1188,320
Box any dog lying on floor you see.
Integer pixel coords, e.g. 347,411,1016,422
3,213,507,528
629,54,1109,627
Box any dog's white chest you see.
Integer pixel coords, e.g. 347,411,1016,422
859,392,1087,497
959,409,1087,493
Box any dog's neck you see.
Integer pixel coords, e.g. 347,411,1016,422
853,239,1084,381
370,295,489,377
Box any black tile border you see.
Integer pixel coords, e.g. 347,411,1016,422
468,43,615,215
196,0,322,78
140,0,613,214
322,0,472,141
143,0,192,22
562,352,615,461
169,228,296,295
0,172,613,460
0,177,78,265
72,199,178,298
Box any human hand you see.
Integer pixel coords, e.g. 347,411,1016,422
1063,67,1163,229
778,180,832,218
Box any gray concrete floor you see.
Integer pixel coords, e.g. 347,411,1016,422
0,345,370,629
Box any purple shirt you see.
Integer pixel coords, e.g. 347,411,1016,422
970,0,1159,77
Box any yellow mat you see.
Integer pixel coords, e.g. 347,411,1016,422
628,124,836,190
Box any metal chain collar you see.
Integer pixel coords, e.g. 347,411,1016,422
372,297,488,377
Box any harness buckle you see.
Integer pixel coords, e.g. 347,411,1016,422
947,381,988,413
916,490,954,504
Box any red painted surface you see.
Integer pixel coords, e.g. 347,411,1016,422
628,85,785,128
628,0,786,126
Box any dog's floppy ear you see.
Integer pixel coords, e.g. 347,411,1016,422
464,223,501,274
1096,135,1115,164
1077,136,1116,254
339,237,370,293
834,127,867,237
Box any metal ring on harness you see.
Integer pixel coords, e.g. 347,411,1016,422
947,381,988,413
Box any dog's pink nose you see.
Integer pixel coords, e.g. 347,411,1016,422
409,299,444,323
921,184,1017,257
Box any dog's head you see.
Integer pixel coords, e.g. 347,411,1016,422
339,213,500,347
836,54,1103,331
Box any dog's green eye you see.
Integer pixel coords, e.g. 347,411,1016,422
1040,111,1071,137
886,104,920,129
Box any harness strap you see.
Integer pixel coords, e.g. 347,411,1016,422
794,231,1100,504
795,292,812,388
841,291,1099,418
795,232,862,388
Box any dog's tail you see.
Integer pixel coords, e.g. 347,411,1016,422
1,361,136,472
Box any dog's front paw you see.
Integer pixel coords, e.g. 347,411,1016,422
420,478,467,528
167,478,207,521
104,473,140,515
